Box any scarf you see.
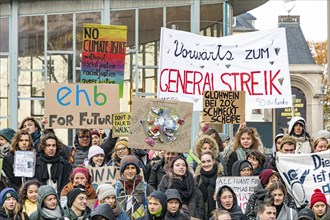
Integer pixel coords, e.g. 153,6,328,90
39,152,61,183
61,182,97,199
119,175,143,194
149,206,163,217
171,175,194,205
0,142,10,158
236,147,252,161
199,162,218,218
41,206,63,219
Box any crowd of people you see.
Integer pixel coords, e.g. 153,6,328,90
0,115,329,220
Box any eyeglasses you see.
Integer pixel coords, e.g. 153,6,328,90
116,147,128,152
78,136,90,139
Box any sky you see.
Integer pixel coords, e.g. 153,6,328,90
248,0,327,42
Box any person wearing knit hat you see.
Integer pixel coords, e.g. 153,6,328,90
245,169,280,220
298,207,315,220
90,129,101,146
96,184,129,220
64,188,90,220
280,134,297,154
136,191,167,220
29,185,64,220
114,154,154,218
231,160,253,177
165,189,189,220
91,203,115,220
61,166,97,200
288,116,312,153
85,145,105,167
0,188,29,219
107,139,131,167
0,128,15,159
310,189,330,219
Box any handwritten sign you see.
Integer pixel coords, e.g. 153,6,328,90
89,166,120,186
44,83,120,129
276,150,330,207
128,97,193,153
112,112,131,137
14,151,35,178
216,176,259,213
203,90,245,124
157,28,292,111
81,24,127,98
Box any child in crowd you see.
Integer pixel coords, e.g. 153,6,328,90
96,184,129,220
30,185,65,220
164,189,189,220
19,179,41,216
0,188,29,220
137,191,167,220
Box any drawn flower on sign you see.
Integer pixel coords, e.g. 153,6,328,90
141,107,184,146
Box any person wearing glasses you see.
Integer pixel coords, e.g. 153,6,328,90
69,129,92,168
107,139,131,168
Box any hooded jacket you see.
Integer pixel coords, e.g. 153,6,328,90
91,203,115,220
276,203,298,220
245,184,268,220
231,160,252,177
288,116,312,153
164,189,189,220
30,185,65,220
112,200,129,220
216,185,246,220
137,191,167,220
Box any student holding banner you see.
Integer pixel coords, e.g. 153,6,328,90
158,155,205,219
2,130,35,191
35,133,72,194
114,155,153,219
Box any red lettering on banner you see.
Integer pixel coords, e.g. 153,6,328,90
160,68,282,96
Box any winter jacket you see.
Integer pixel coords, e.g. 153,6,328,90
34,155,72,194
288,116,312,153
30,185,64,220
215,185,246,220
31,130,41,156
148,159,166,190
2,152,33,191
60,182,97,200
136,191,167,220
276,203,298,220
164,189,189,220
0,207,29,220
245,186,268,220
63,207,90,220
318,204,330,220
158,175,205,219
23,199,37,217
112,200,129,220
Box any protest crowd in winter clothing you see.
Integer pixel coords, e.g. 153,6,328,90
0,115,330,220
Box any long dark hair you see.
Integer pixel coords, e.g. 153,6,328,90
166,155,192,187
19,179,41,205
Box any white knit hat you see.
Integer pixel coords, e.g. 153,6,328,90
88,145,105,160
96,184,116,201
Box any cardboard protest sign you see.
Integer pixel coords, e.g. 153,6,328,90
276,150,330,207
203,90,245,124
44,83,119,129
216,176,259,213
128,97,193,153
157,28,292,111
14,151,35,178
112,112,131,137
81,24,127,98
89,166,120,186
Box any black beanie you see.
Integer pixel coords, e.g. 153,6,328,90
67,188,86,208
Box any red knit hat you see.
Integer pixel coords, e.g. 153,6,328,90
259,169,278,186
72,167,89,180
310,189,327,208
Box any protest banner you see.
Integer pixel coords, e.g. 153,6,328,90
216,176,259,213
14,151,35,178
89,166,120,186
81,24,127,98
276,150,330,207
128,97,193,152
44,83,120,129
112,112,131,137
203,90,245,124
157,28,292,111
